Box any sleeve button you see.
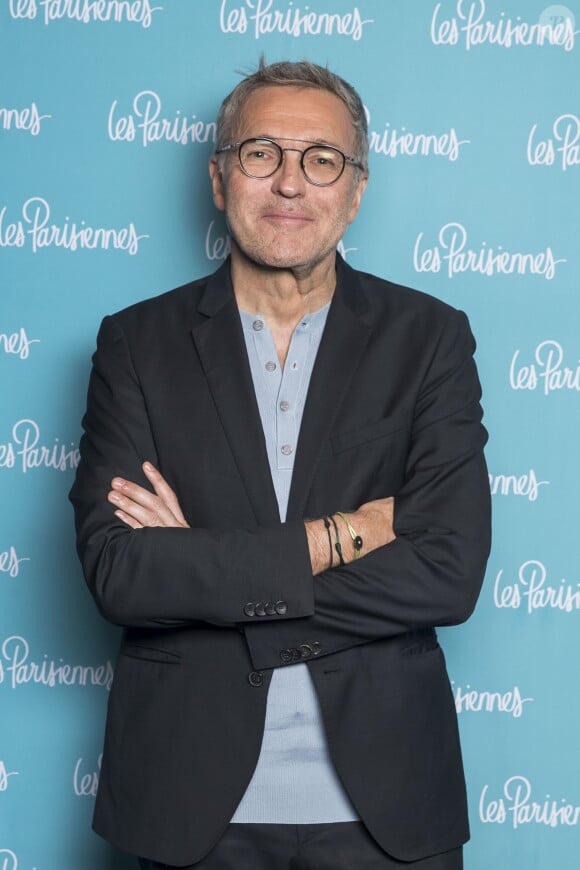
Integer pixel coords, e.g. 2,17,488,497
243,603,255,617
275,601,287,615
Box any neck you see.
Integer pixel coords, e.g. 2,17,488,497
230,243,337,327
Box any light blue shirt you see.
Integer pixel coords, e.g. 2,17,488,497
231,304,359,824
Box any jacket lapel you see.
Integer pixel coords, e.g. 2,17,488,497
191,262,280,526
191,258,373,526
286,258,373,521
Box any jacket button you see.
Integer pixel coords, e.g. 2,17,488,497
243,603,255,617
280,649,293,663
255,602,266,617
275,600,287,615
248,671,263,687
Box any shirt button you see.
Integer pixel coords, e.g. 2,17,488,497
281,444,293,456
265,361,277,372
252,319,264,331
279,400,290,412
248,671,263,687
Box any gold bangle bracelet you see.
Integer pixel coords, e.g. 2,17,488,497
335,511,363,560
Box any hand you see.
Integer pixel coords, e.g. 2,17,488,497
108,462,190,530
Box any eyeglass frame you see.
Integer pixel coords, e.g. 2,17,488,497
214,136,366,187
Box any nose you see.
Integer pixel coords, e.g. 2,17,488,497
270,148,306,197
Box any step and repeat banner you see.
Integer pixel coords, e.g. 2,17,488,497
1,1,579,868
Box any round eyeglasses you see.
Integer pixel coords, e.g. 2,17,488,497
215,137,365,187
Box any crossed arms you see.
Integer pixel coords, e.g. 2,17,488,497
107,462,396,575
70,300,491,668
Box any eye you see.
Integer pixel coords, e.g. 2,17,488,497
248,149,273,160
242,141,279,162
305,148,340,169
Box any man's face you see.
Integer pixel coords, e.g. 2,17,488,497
209,85,367,273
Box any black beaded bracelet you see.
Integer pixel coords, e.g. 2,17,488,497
322,516,334,570
328,514,345,566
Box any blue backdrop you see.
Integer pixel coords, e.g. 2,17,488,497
1,1,579,868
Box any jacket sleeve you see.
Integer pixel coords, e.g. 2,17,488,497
69,315,314,628
243,308,491,670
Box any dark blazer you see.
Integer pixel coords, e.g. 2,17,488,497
70,256,491,866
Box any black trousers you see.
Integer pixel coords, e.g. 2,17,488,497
138,822,463,869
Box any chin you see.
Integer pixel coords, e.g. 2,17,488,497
248,243,336,272
238,245,304,269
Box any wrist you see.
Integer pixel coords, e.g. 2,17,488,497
305,519,333,575
335,511,364,561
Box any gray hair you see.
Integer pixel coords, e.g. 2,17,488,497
215,58,369,174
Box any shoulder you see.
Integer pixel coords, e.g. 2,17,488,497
341,260,470,342
107,272,213,332
95,261,232,349
346,261,456,318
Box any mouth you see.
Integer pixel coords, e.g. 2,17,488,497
262,212,313,223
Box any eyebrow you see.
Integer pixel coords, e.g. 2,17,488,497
251,134,343,149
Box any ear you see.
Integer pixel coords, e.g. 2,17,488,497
347,173,368,224
209,156,226,212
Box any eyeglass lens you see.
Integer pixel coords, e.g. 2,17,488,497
239,139,345,184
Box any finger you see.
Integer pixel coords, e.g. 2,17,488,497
108,484,173,528
113,509,144,530
142,462,188,525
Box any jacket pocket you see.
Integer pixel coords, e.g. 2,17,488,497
119,644,182,665
400,629,440,659
331,410,411,455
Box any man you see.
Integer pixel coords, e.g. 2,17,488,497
70,60,491,869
